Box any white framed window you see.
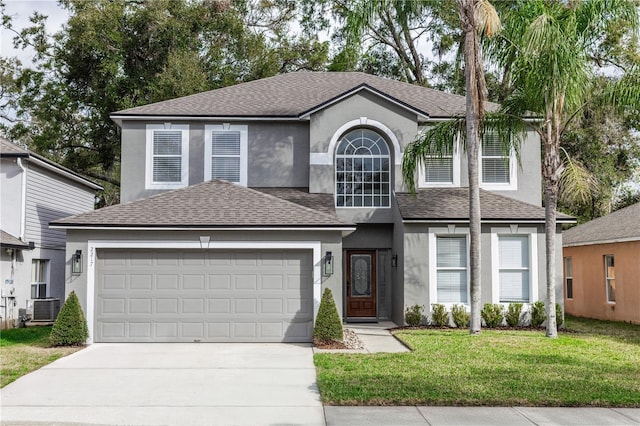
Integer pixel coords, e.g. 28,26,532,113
145,124,189,189
491,227,538,304
205,124,248,186
335,128,391,208
428,227,470,305
480,132,517,190
31,259,48,299
419,135,460,187
564,257,573,300
604,255,615,303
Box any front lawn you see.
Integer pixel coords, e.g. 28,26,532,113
0,326,83,387
314,316,640,406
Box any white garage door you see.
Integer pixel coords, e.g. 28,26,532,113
95,249,313,342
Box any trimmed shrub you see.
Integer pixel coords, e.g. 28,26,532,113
451,304,470,328
530,301,546,328
556,303,564,329
505,303,523,327
50,291,88,346
431,304,448,327
405,304,425,326
313,288,343,343
481,303,504,328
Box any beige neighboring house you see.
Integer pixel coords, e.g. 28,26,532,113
0,137,102,327
563,203,640,324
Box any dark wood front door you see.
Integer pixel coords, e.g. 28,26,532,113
346,250,377,318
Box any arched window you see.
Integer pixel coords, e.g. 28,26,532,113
335,129,391,207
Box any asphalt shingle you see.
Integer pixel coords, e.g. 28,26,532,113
51,180,352,228
396,188,574,221
0,230,30,249
563,202,640,246
112,72,499,119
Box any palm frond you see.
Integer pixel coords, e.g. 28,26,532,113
475,0,502,37
559,147,599,207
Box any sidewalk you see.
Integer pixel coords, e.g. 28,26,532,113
324,406,640,425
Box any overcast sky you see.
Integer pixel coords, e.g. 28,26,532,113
1,0,69,66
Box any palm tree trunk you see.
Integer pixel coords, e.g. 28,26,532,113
458,0,484,334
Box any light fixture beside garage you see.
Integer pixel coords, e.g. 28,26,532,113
71,250,83,274
324,251,334,276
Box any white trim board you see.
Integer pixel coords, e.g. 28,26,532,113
85,240,322,344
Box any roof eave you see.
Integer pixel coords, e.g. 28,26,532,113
50,224,355,231
402,218,575,224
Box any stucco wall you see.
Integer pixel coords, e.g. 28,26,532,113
120,121,310,203
563,241,640,324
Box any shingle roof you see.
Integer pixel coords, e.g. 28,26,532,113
563,202,640,246
0,137,103,190
112,72,498,119
396,188,575,222
253,187,336,216
51,180,353,228
0,230,30,249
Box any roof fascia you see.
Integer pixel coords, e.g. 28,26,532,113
298,84,430,120
563,236,640,247
402,218,575,224
50,225,356,231
110,115,302,126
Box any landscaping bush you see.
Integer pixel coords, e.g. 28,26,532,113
505,303,523,327
556,303,564,329
430,304,448,327
481,303,504,328
50,291,88,346
313,288,343,344
405,304,425,326
451,304,470,328
530,301,546,327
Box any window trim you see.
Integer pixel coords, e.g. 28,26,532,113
564,257,573,300
334,128,392,209
604,254,615,304
204,124,248,186
479,134,518,191
31,259,49,299
491,227,538,305
145,123,190,190
419,133,461,188
428,226,470,306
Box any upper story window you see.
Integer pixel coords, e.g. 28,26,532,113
205,124,248,186
420,137,460,187
145,124,189,190
335,129,390,208
481,132,517,190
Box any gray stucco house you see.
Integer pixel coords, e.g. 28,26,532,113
0,137,102,327
51,72,573,343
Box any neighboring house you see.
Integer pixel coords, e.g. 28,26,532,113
563,203,640,324
0,137,102,327
51,72,574,343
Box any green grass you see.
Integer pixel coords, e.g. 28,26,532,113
0,326,82,387
314,316,640,406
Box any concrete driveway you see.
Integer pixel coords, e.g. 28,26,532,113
1,343,324,426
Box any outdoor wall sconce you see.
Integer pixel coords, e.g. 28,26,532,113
391,254,398,268
71,250,83,274
324,251,334,276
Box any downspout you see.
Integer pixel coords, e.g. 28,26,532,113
17,158,27,241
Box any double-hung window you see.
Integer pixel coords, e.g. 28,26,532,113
605,255,615,303
420,136,460,187
564,257,573,299
436,236,468,303
145,124,189,189
498,235,530,303
481,132,516,189
31,259,48,299
205,124,248,185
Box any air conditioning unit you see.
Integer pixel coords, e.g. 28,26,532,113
32,298,61,322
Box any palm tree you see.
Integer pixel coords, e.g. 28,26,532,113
491,0,639,337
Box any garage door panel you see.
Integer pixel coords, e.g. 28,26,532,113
96,249,313,342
